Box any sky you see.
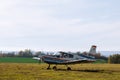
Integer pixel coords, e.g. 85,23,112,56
0,0,120,51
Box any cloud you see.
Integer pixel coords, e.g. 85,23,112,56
0,0,120,51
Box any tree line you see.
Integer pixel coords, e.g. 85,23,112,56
0,49,34,57
0,49,51,58
0,50,107,58
108,54,120,64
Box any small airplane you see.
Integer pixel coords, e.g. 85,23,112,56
34,45,97,70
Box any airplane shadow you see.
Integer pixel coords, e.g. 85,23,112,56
55,69,104,73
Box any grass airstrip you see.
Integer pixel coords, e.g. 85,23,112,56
0,63,120,80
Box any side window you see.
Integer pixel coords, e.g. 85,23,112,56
69,54,73,58
56,55,60,58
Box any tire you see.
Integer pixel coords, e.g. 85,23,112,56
53,66,57,70
67,67,71,70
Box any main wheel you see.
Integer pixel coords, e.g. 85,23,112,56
53,66,57,70
67,67,71,70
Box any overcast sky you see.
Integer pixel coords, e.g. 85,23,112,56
0,0,120,51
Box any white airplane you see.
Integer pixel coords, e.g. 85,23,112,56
33,45,97,70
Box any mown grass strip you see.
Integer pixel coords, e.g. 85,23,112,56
0,57,39,63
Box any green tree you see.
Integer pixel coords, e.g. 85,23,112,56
34,51,42,57
108,54,120,64
18,49,33,57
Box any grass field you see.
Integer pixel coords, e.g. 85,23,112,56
0,57,38,63
0,63,120,80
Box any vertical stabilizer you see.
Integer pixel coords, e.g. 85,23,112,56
89,45,97,54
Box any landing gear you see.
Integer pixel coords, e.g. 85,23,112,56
53,66,57,70
46,64,71,70
66,65,71,70
47,64,57,70
47,64,51,70
67,67,71,70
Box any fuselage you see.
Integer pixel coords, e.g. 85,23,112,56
42,53,96,64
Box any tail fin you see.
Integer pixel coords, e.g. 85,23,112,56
89,45,97,54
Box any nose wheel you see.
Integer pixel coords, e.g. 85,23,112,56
53,66,57,70
67,67,71,70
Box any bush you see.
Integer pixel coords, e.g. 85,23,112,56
108,54,120,64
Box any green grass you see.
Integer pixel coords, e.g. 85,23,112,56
0,57,39,63
0,63,120,80
94,59,107,63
